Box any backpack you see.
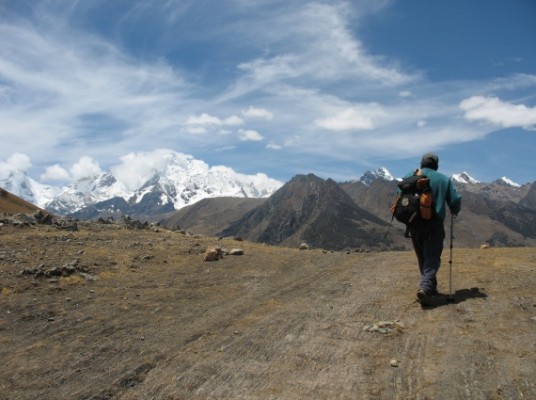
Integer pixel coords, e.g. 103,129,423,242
389,169,433,237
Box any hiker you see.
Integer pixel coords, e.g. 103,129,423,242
406,152,461,304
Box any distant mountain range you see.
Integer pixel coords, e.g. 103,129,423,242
168,173,536,250
2,152,535,250
0,150,282,219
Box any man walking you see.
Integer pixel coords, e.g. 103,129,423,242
408,152,462,304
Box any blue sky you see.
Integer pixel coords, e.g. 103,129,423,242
1,0,535,186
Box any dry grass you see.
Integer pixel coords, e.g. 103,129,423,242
1,223,535,400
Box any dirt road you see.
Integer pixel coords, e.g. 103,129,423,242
1,223,535,399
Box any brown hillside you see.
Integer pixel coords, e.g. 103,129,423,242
160,197,265,234
0,187,42,214
1,222,535,399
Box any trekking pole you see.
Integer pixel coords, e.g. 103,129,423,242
448,213,455,302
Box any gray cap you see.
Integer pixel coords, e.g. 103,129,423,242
420,152,439,170
421,152,439,165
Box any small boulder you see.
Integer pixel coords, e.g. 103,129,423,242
204,246,223,262
229,248,244,256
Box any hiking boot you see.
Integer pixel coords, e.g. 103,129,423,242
416,289,431,305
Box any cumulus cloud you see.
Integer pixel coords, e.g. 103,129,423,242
111,149,179,191
242,106,274,120
70,156,103,180
41,164,70,181
460,96,536,129
185,113,244,129
2,153,32,171
223,115,245,126
185,113,222,126
315,106,384,131
238,129,264,141
249,172,283,192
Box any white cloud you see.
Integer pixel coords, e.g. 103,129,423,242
417,120,427,128
238,129,264,141
295,3,412,85
266,143,282,150
460,96,536,129
315,106,384,131
185,113,222,126
242,106,274,120
41,164,70,181
2,153,32,171
70,156,103,180
111,149,179,191
185,113,244,127
223,115,245,126
0,16,192,166
249,172,283,192
222,3,414,103
237,54,301,85
185,126,207,134
2,2,534,185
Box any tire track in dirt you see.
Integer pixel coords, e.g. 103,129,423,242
134,252,419,399
391,335,428,400
141,252,349,399
68,250,343,399
2,226,535,400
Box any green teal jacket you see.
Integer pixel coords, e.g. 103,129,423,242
404,168,462,221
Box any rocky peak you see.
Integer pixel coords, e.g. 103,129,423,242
452,172,479,185
359,167,394,186
492,177,521,188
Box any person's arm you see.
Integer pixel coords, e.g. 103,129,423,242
447,179,462,215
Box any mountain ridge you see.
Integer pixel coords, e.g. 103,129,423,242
1,150,283,216
2,161,530,218
2,161,535,250
219,174,392,251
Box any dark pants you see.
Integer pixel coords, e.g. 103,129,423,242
410,218,445,293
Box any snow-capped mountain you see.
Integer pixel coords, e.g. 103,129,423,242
2,151,284,216
2,151,531,219
451,172,521,188
0,169,61,207
359,167,394,186
492,177,521,188
452,172,480,185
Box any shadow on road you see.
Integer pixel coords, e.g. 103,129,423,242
421,287,487,309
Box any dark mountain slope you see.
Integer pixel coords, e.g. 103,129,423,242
340,179,399,221
70,182,177,221
519,182,536,210
219,174,391,250
339,179,536,247
160,197,266,234
460,190,536,241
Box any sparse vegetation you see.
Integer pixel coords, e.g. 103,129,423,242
1,221,535,399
